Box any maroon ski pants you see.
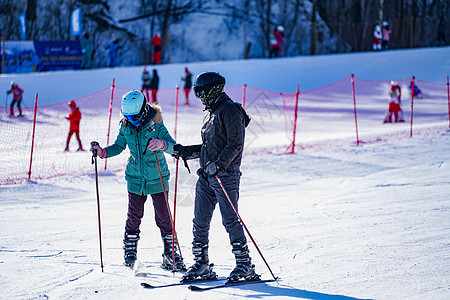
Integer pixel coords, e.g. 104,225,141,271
125,191,172,237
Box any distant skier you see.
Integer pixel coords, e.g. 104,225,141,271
7,81,24,117
151,32,162,64
409,81,423,98
381,21,391,50
172,72,256,283
141,67,151,102
384,81,405,123
269,26,285,58
181,67,192,105
106,38,119,67
150,69,159,104
373,22,382,51
80,33,93,69
65,101,84,151
89,90,185,271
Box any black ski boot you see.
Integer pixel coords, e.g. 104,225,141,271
161,233,186,271
227,241,260,283
182,242,217,282
123,232,139,268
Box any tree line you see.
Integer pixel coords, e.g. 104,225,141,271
0,0,447,67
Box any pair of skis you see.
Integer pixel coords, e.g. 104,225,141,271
141,277,278,291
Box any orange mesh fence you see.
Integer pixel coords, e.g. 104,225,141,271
0,76,448,185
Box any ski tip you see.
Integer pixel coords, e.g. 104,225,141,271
141,282,154,288
188,285,202,291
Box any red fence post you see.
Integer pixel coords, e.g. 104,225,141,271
242,84,247,108
105,78,115,171
351,74,360,146
174,85,179,141
27,94,38,181
410,76,415,138
447,76,450,130
286,85,300,154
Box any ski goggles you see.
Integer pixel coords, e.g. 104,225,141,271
123,112,143,122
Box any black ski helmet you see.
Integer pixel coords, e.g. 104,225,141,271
193,72,225,107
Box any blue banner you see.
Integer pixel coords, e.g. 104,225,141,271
70,7,82,36
34,41,82,72
18,13,26,40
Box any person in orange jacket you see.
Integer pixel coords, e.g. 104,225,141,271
65,101,84,151
152,32,162,64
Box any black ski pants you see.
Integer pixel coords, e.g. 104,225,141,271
192,165,247,246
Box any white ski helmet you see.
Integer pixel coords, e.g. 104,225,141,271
121,90,145,116
277,25,285,32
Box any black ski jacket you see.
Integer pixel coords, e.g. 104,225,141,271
185,92,250,170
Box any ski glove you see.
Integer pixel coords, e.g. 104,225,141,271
90,143,107,158
172,144,186,159
204,160,221,176
147,138,166,151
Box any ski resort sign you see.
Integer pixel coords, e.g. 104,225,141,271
0,40,82,74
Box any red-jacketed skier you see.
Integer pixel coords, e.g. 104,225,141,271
90,90,186,271
384,81,405,123
7,81,24,117
151,32,162,64
373,22,382,51
172,72,256,283
65,101,84,151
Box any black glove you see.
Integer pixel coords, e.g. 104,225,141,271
172,144,186,159
204,160,220,176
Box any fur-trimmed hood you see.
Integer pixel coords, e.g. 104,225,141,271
150,103,163,124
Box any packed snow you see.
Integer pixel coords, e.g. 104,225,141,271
0,47,449,299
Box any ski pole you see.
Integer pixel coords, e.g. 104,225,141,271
153,151,183,270
91,141,104,272
215,175,277,281
172,158,180,272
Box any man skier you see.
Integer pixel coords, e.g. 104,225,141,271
172,72,255,283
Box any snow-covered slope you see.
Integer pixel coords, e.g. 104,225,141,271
0,48,449,299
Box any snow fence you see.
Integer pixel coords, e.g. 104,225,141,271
0,76,448,185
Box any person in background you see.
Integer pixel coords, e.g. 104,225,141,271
7,81,24,117
181,67,193,105
152,32,162,64
80,33,93,69
269,25,285,58
384,81,405,123
106,38,119,67
141,67,151,101
150,69,159,104
381,21,392,50
65,101,84,151
373,21,382,51
89,90,186,271
172,72,256,283
409,81,423,99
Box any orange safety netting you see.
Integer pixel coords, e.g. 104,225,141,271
0,76,448,185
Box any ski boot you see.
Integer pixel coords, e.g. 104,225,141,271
161,233,186,271
123,232,139,268
226,241,260,283
181,242,217,282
